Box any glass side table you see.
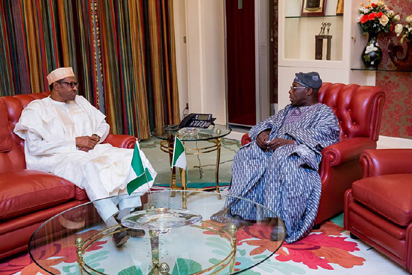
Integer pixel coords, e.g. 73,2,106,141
152,124,232,196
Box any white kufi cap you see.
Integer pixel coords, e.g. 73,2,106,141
47,67,75,85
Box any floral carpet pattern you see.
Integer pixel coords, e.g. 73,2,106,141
0,230,107,275
1,216,409,275
201,218,365,275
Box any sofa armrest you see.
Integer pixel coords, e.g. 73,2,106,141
360,149,412,178
321,137,376,167
241,133,252,146
102,134,136,149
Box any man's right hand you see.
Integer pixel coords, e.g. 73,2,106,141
256,130,270,150
75,136,99,152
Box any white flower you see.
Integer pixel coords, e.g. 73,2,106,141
394,15,400,21
379,14,389,26
395,24,404,36
365,44,378,54
406,15,412,24
388,10,395,16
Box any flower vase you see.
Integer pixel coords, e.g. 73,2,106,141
388,40,412,71
362,32,382,69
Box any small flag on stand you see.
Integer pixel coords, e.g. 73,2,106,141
171,137,187,170
127,141,156,195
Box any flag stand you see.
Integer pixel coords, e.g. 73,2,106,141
180,168,187,209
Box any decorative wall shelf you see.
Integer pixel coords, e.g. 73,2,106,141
285,15,343,19
351,68,412,73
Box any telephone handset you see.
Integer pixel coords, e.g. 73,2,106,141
179,113,216,128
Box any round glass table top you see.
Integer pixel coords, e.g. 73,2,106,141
29,190,285,275
152,124,232,141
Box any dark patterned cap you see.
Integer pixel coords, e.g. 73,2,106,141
294,72,322,89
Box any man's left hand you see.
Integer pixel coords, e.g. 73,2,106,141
267,138,295,150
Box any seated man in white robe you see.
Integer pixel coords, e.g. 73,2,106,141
14,67,156,247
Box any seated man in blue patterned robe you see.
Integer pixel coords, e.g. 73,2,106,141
215,72,339,243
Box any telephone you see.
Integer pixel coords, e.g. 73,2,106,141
179,113,216,128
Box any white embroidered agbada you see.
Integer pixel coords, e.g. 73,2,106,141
14,95,155,220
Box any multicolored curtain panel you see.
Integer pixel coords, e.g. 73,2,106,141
0,0,180,139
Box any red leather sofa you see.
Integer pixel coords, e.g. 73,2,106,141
345,149,412,273
0,92,136,260
241,83,386,225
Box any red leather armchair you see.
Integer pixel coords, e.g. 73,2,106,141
241,83,386,225
344,149,412,273
0,92,136,259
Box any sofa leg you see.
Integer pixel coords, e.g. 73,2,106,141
312,224,321,230
350,233,359,239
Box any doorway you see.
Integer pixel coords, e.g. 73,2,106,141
225,0,278,127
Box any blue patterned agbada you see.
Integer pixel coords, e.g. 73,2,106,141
226,103,339,243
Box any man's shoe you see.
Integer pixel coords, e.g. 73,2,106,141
126,228,145,238
270,226,286,241
112,231,130,247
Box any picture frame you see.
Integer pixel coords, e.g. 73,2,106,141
336,0,344,15
301,0,327,17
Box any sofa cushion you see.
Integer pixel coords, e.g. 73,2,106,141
352,174,412,227
0,170,76,220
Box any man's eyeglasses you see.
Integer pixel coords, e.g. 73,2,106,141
290,86,307,91
58,81,79,88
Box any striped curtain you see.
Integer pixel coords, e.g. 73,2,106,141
0,0,180,139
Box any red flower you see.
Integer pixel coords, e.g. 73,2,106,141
368,13,377,20
377,12,383,18
371,3,377,8
360,15,369,24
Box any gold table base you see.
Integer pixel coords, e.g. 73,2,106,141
75,221,238,275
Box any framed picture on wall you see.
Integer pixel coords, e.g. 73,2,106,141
301,0,327,17
336,0,344,15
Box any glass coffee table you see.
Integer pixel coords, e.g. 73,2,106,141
29,190,285,274
152,124,232,195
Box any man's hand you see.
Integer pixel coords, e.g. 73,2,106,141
256,131,270,150
76,136,99,152
91,134,100,142
267,138,295,150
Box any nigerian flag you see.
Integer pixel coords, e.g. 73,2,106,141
127,141,156,195
171,137,186,170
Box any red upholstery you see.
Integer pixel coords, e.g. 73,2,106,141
0,92,136,260
345,149,412,273
352,174,412,226
0,170,75,220
241,83,385,224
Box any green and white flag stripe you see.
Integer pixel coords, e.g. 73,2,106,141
127,141,155,195
171,137,186,170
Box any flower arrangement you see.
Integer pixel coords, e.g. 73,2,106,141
394,15,412,43
358,0,399,34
